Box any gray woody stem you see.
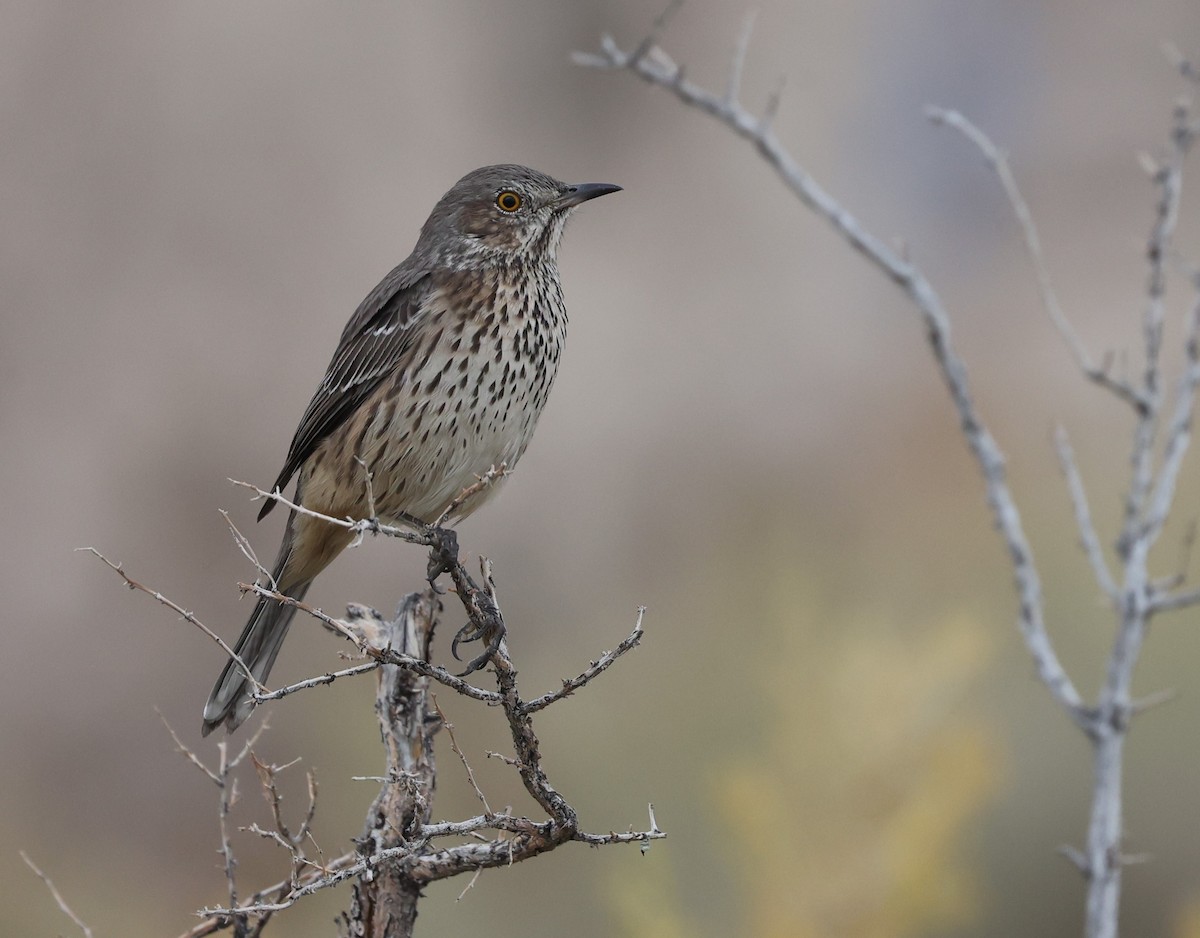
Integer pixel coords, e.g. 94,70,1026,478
344,590,440,937
577,10,1200,938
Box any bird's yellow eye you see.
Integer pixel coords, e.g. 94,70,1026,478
496,191,522,213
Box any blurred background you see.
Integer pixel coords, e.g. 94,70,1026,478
4,1,1200,935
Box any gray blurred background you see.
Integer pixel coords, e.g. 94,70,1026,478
5,1,1200,935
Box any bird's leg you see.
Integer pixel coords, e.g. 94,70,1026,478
419,523,505,674
451,560,506,676
423,524,459,588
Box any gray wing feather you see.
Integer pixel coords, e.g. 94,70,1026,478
258,259,431,521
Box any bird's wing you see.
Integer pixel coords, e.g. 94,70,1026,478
258,261,432,521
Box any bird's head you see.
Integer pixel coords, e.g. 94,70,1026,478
417,164,621,269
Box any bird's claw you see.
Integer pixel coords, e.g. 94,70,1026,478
451,617,505,676
421,522,503,674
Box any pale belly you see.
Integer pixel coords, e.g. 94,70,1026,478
299,314,562,525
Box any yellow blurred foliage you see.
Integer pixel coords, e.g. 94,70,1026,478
1174,897,1200,938
607,860,691,938
610,579,1002,938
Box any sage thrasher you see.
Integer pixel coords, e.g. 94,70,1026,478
202,165,620,735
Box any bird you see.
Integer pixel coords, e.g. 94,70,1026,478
202,164,621,735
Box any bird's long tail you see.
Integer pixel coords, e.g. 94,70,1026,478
201,545,311,736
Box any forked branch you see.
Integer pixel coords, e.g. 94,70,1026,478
575,8,1088,730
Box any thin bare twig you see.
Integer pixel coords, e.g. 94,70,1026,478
433,463,510,528
759,74,786,136
20,852,94,938
229,478,427,546
157,708,220,783
1131,687,1178,714
233,465,509,550
80,546,262,692
220,510,273,587
237,590,502,703
1139,280,1200,548
432,695,493,813
456,866,484,901
1119,103,1192,557
249,754,324,892
252,661,381,703
1151,583,1200,612
926,106,1148,411
724,12,756,107
238,581,363,645
216,742,241,920
628,0,684,69
574,829,666,848
1054,427,1119,600
523,606,647,713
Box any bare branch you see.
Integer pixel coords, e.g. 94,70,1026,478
184,581,660,932
230,720,273,768
20,852,93,938
432,696,493,814
1120,100,1197,557
80,547,262,692
220,509,273,587
215,743,242,921
312,602,502,703
201,850,368,917
759,75,786,136
1139,279,1200,551
232,466,511,555
252,661,381,703
523,606,647,713
1059,844,1090,875
1054,427,1119,600
926,106,1148,411
155,708,221,783
375,650,503,703
456,866,484,901
1151,583,1200,613
238,580,364,646
248,754,323,893
1131,686,1178,714
573,829,667,848
244,821,303,857
433,463,510,528
299,770,320,843
627,0,684,69
198,812,655,921
228,478,427,547
725,12,756,107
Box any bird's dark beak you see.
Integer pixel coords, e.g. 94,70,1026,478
556,182,622,209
